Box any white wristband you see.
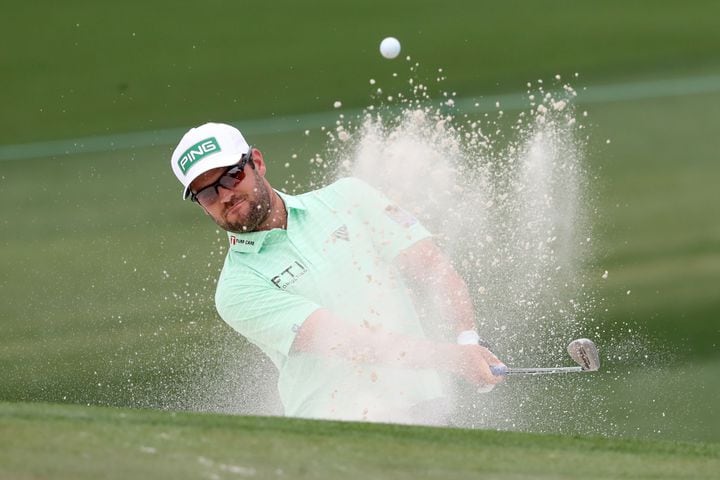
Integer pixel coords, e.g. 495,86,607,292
456,330,480,345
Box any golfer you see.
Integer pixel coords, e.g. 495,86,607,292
171,122,505,423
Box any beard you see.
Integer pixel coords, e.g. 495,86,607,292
216,171,273,234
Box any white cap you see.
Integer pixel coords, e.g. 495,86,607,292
170,122,250,199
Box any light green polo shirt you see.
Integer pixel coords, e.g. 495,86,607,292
215,177,444,421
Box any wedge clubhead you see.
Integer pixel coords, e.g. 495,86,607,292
567,338,600,372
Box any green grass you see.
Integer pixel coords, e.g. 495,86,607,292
1,401,718,480
586,91,720,354
2,0,720,144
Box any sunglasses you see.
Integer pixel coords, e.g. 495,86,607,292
190,148,254,206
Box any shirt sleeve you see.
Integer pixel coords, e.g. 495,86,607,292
330,177,432,261
215,266,320,359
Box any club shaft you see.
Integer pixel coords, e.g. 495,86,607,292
506,366,583,375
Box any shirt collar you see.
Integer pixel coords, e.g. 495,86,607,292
276,189,306,212
226,189,304,253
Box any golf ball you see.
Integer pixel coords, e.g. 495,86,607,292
380,37,401,59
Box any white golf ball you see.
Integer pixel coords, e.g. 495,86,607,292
380,37,401,59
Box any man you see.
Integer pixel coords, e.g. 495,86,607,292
171,122,504,424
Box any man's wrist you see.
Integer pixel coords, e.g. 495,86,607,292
457,329,493,348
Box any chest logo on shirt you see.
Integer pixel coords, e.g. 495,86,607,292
271,261,308,290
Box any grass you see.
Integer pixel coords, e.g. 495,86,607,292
1,401,718,480
2,1,720,144
586,91,720,355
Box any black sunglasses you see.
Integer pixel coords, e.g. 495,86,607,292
190,147,254,206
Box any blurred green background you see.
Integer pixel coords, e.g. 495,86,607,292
1,0,718,442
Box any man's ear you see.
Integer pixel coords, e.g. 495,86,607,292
251,148,267,177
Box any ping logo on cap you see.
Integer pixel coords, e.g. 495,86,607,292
177,137,221,174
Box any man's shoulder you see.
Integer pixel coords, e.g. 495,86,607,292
216,254,264,289
325,176,374,194
301,177,377,204
214,257,270,304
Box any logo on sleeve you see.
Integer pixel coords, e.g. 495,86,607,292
384,205,417,227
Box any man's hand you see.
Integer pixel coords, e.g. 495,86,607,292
451,344,506,387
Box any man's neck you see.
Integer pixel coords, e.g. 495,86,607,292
256,189,288,231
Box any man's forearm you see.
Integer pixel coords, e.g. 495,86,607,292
292,308,448,368
426,259,477,333
397,238,477,335
291,308,503,385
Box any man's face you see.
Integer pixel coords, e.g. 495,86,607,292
189,151,272,233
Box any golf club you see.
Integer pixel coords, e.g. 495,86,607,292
490,338,600,376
